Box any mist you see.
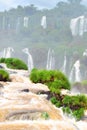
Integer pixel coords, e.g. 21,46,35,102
0,0,87,82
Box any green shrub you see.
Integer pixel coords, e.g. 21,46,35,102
50,93,87,120
62,94,87,120
41,112,50,120
72,108,84,121
0,58,5,63
62,107,71,114
50,96,62,107
30,68,71,91
30,68,39,83
0,69,9,81
0,58,28,70
50,97,58,104
62,94,87,109
30,68,87,120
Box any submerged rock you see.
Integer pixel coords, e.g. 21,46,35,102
21,89,29,93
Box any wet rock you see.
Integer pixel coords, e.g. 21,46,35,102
0,65,4,69
0,83,3,88
38,91,52,100
6,111,49,121
21,89,29,93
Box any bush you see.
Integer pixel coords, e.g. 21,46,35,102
0,58,28,70
62,107,71,115
41,112,50,120
30,68,87,120
72,108,84,121
30,68,71,92
50,93,87,120
50,97,61,107
62,94,87,109
0,69,9,81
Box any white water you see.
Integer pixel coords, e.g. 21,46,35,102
24,17,29,28
2,47,14,58
83,49,87,56
16,17,20,31
69,60,81,82
46,48,55,70
61,53,67,74
70,15,87,36
22,48,34,72
41,16,47,29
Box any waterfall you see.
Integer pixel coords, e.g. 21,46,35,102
22,48,34,72
2,47,14,58
41,16,47,29
2,16,5,30
46,49,55,70
70,17,79,36
61,53,67,74
79,16,84,36
69,60,81,82
24,17,29,28
83,49,87,56
16,17,20,32
70,15,87,36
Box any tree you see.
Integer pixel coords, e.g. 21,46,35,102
24,4,37,16
68,0,82,4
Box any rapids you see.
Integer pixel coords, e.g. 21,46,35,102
0,69,87,130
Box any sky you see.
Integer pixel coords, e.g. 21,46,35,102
0,0,87,11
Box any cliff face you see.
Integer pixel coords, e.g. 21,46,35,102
0,70,86,130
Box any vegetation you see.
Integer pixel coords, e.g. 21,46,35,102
0,58,28,70
0,0,86,51
51,94,87,120
41,112,50,120
0,69,9,81
30,68,87,120
0,0,87,74
30,68,71,91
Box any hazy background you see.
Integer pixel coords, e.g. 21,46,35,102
0,0,87,81
0,0,87,11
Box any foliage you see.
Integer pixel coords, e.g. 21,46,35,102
72,108,84,120
50,97,61,107
0,58,28,70
0,0,86,47
41,112,50,120
62,107,71,114
30,68,71,91
62,94,87,109
68,0,82,4
0,69,9,81
51,93,87,120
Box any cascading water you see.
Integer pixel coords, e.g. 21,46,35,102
24,17,29,28
41,16,47,29
70,17,79,36
16,17,20,32
2,47,14,58
83,49,87,56
70,15,87,36
79,16,84,36
46,48,55,70
61,53,67,74
69,60,81,82
22,48,34,72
